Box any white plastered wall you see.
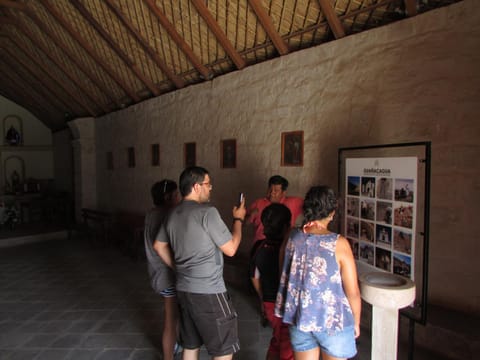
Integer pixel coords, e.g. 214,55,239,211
87,1,480,314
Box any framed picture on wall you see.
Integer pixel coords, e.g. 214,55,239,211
184,142,196,167
281,131,303,166
151,144,160,166
127,147,135,168
106,151,113,170
221,139,236,168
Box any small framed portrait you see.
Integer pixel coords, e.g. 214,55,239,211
151,144,160,166
221,139,236,168
106,151,113,170
127,147,135,168
184,142,196,167
281,131,303,166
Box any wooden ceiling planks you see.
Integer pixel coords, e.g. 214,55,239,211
0,0,463,131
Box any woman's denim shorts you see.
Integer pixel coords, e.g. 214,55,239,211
289,325,357,358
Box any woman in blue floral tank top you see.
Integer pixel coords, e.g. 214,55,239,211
275,186,361,360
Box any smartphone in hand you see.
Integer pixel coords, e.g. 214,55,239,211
238,192,245,207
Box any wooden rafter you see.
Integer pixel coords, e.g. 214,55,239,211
404,0,418,16
0,88,49,121
70,0,160,97
280,0,395,41
106,0,187,87
1,48,71,111
317,0,346,39
40,0,141,103
0,0,26,11
3,39,97,116
0,17,15,25
8,13,110,114
143,0,211,80
341,0,396,20
0,74,52,117
23,7,121,109
0,0,455,130
191,0,246,70
248,0,289,55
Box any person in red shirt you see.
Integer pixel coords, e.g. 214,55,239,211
247,175,303,325
247,175,303,246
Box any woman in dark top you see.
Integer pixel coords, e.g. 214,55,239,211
251,203,294,360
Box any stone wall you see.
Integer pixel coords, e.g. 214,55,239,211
92,0,480,314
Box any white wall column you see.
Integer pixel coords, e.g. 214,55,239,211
68,117,96,223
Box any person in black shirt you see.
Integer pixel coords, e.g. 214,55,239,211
251,203,294,360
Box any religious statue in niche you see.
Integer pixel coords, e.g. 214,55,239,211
11,170,21,194
5,125,21,146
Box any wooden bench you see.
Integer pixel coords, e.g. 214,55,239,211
112,212,145,260
81,208,113,247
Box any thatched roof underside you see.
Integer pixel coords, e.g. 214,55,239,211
0,0,462,131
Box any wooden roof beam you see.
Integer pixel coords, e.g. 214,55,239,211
0,49,71,112
317,0,346,39
23,7,121,109
3,40,97,116
191,0,246,70
2,73,53,114
41,0,141,103
0,86,51,120
341,0,396,20
107,0,187,87
0,74,53,117
247,0,289,55
6,12,110,114
281,0,395,40
0,0,26,10
0,17,15,25
70,0,160,97
0,93,53,128
404,0,418,16
143,0,211,81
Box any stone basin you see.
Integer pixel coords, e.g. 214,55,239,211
359,271,415,309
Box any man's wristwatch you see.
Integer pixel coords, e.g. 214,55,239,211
233,217,244,224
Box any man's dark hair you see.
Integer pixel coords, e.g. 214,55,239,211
268,175,288,191
303,186,338,222
261,203,292,241
179,166,209,197
151,179,177,207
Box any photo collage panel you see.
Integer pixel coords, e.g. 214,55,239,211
346,175,414,278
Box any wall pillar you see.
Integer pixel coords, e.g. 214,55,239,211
68,117,96,223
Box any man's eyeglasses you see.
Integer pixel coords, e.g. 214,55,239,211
198,182,212,189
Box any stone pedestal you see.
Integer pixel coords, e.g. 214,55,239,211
359,271,415,360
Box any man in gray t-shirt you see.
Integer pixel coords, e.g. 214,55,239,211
154,166,246,360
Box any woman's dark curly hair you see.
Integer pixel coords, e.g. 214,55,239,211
303,186,338,222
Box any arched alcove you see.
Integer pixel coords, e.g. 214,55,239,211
3,155,26,194
3,115,24,146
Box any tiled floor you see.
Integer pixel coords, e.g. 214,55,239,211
0,234,451,360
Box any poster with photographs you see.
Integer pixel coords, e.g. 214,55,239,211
345,157,417,280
